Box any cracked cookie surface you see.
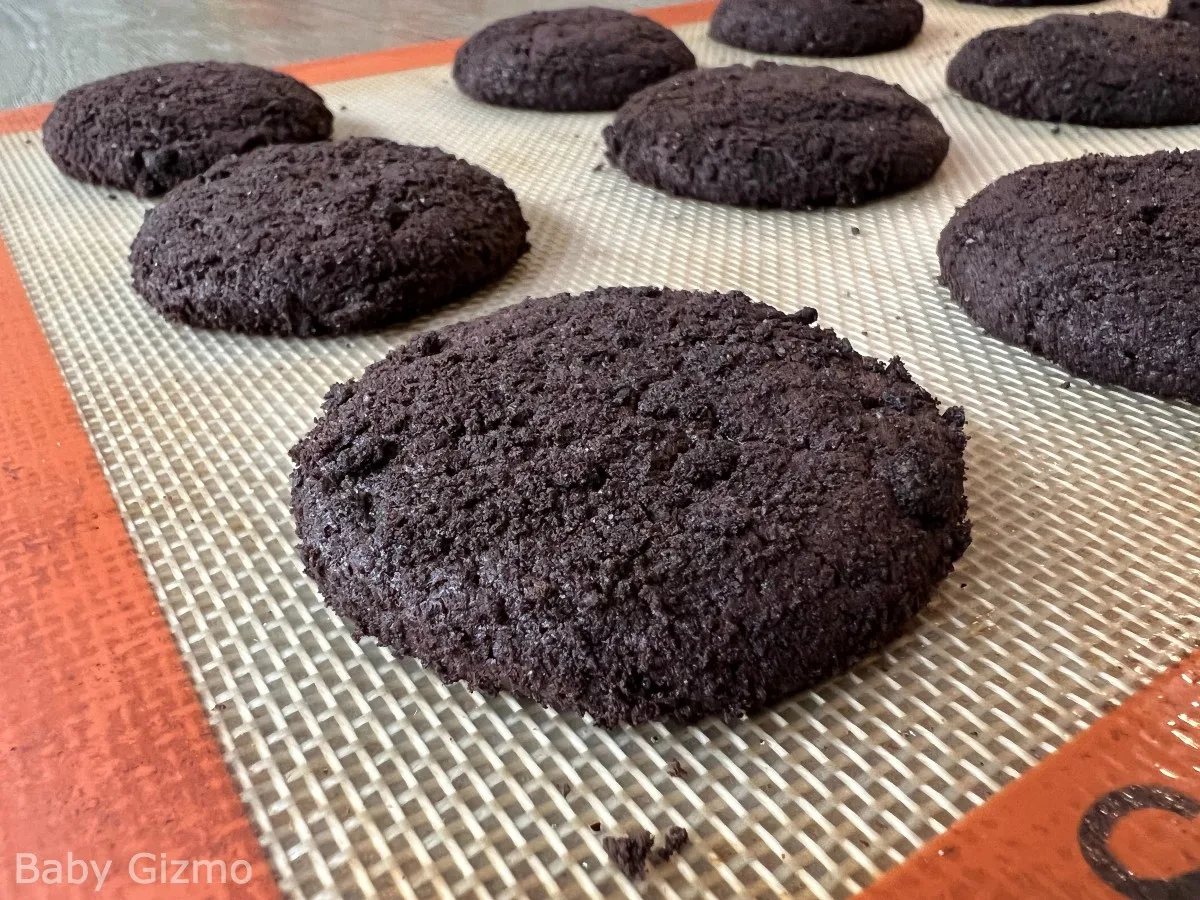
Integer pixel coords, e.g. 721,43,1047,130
129,137,528,335
453,7,695,111
939,150,1200,403
947,13,1200,127
44,61,333,197
710,0,924,57
290,286,971,726
604,63,948,209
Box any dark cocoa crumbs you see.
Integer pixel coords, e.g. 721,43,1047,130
652,826,690,863
603,830,655,879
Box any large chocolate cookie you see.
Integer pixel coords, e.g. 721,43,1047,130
1168,0,1200,26
710,0,924,57
130,138,528,336
290,287,971,726
453,7,695,111
947,13,1200,127
603,63,949,209
43,62,333,197
939,150,1200,403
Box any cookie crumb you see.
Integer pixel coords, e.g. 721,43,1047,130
590,822,601,832
556,781,572,798
603,829,654,880
603,827,690,878
593,162,604,172
1050,124,1061,134
850,226,861,236
1060,380,1071,388
652,826,690,864
666,758,687,778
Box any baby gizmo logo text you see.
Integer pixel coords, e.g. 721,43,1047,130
14,853,253,891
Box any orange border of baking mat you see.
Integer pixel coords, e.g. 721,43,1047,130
863,651,1200,899
0,2,1196,896
0,239,279,895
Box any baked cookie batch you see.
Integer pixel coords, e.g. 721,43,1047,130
39,4,1200,725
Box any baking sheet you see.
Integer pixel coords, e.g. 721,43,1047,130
0,0,1197,896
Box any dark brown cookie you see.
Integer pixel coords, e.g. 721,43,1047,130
43,62,332,197
1167,0,1200,26
710,0,924,57
947,13,1200,127
453,7,695,111
290,287,971,726
939,150,1200,403
603,63,949,209
129,137,528,336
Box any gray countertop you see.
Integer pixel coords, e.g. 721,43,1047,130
0,0,675,109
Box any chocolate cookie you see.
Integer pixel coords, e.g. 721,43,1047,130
1167,0,1200,26
939,150,1200,403
453,7,695,111
43,62,332,197
947,13,1200,127
130,138,528,336
290,287,971,726
603,63,949,209
710,0,924,57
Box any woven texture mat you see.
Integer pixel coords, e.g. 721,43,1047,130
1,1,1197,896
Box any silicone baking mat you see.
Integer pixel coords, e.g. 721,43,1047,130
0,1,1197,897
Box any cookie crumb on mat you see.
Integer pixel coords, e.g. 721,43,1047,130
603,829,654,879
666,758,687,778
653,826,690,863
603,826,691,878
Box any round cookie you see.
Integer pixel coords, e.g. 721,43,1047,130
603,63,949,208
453,7,696,111
947,13,1200,127
939,150,1200,403
130,138,528,336
710,0,924,57
1167,0,1200,26
43,62,333,197
290,286,971,726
